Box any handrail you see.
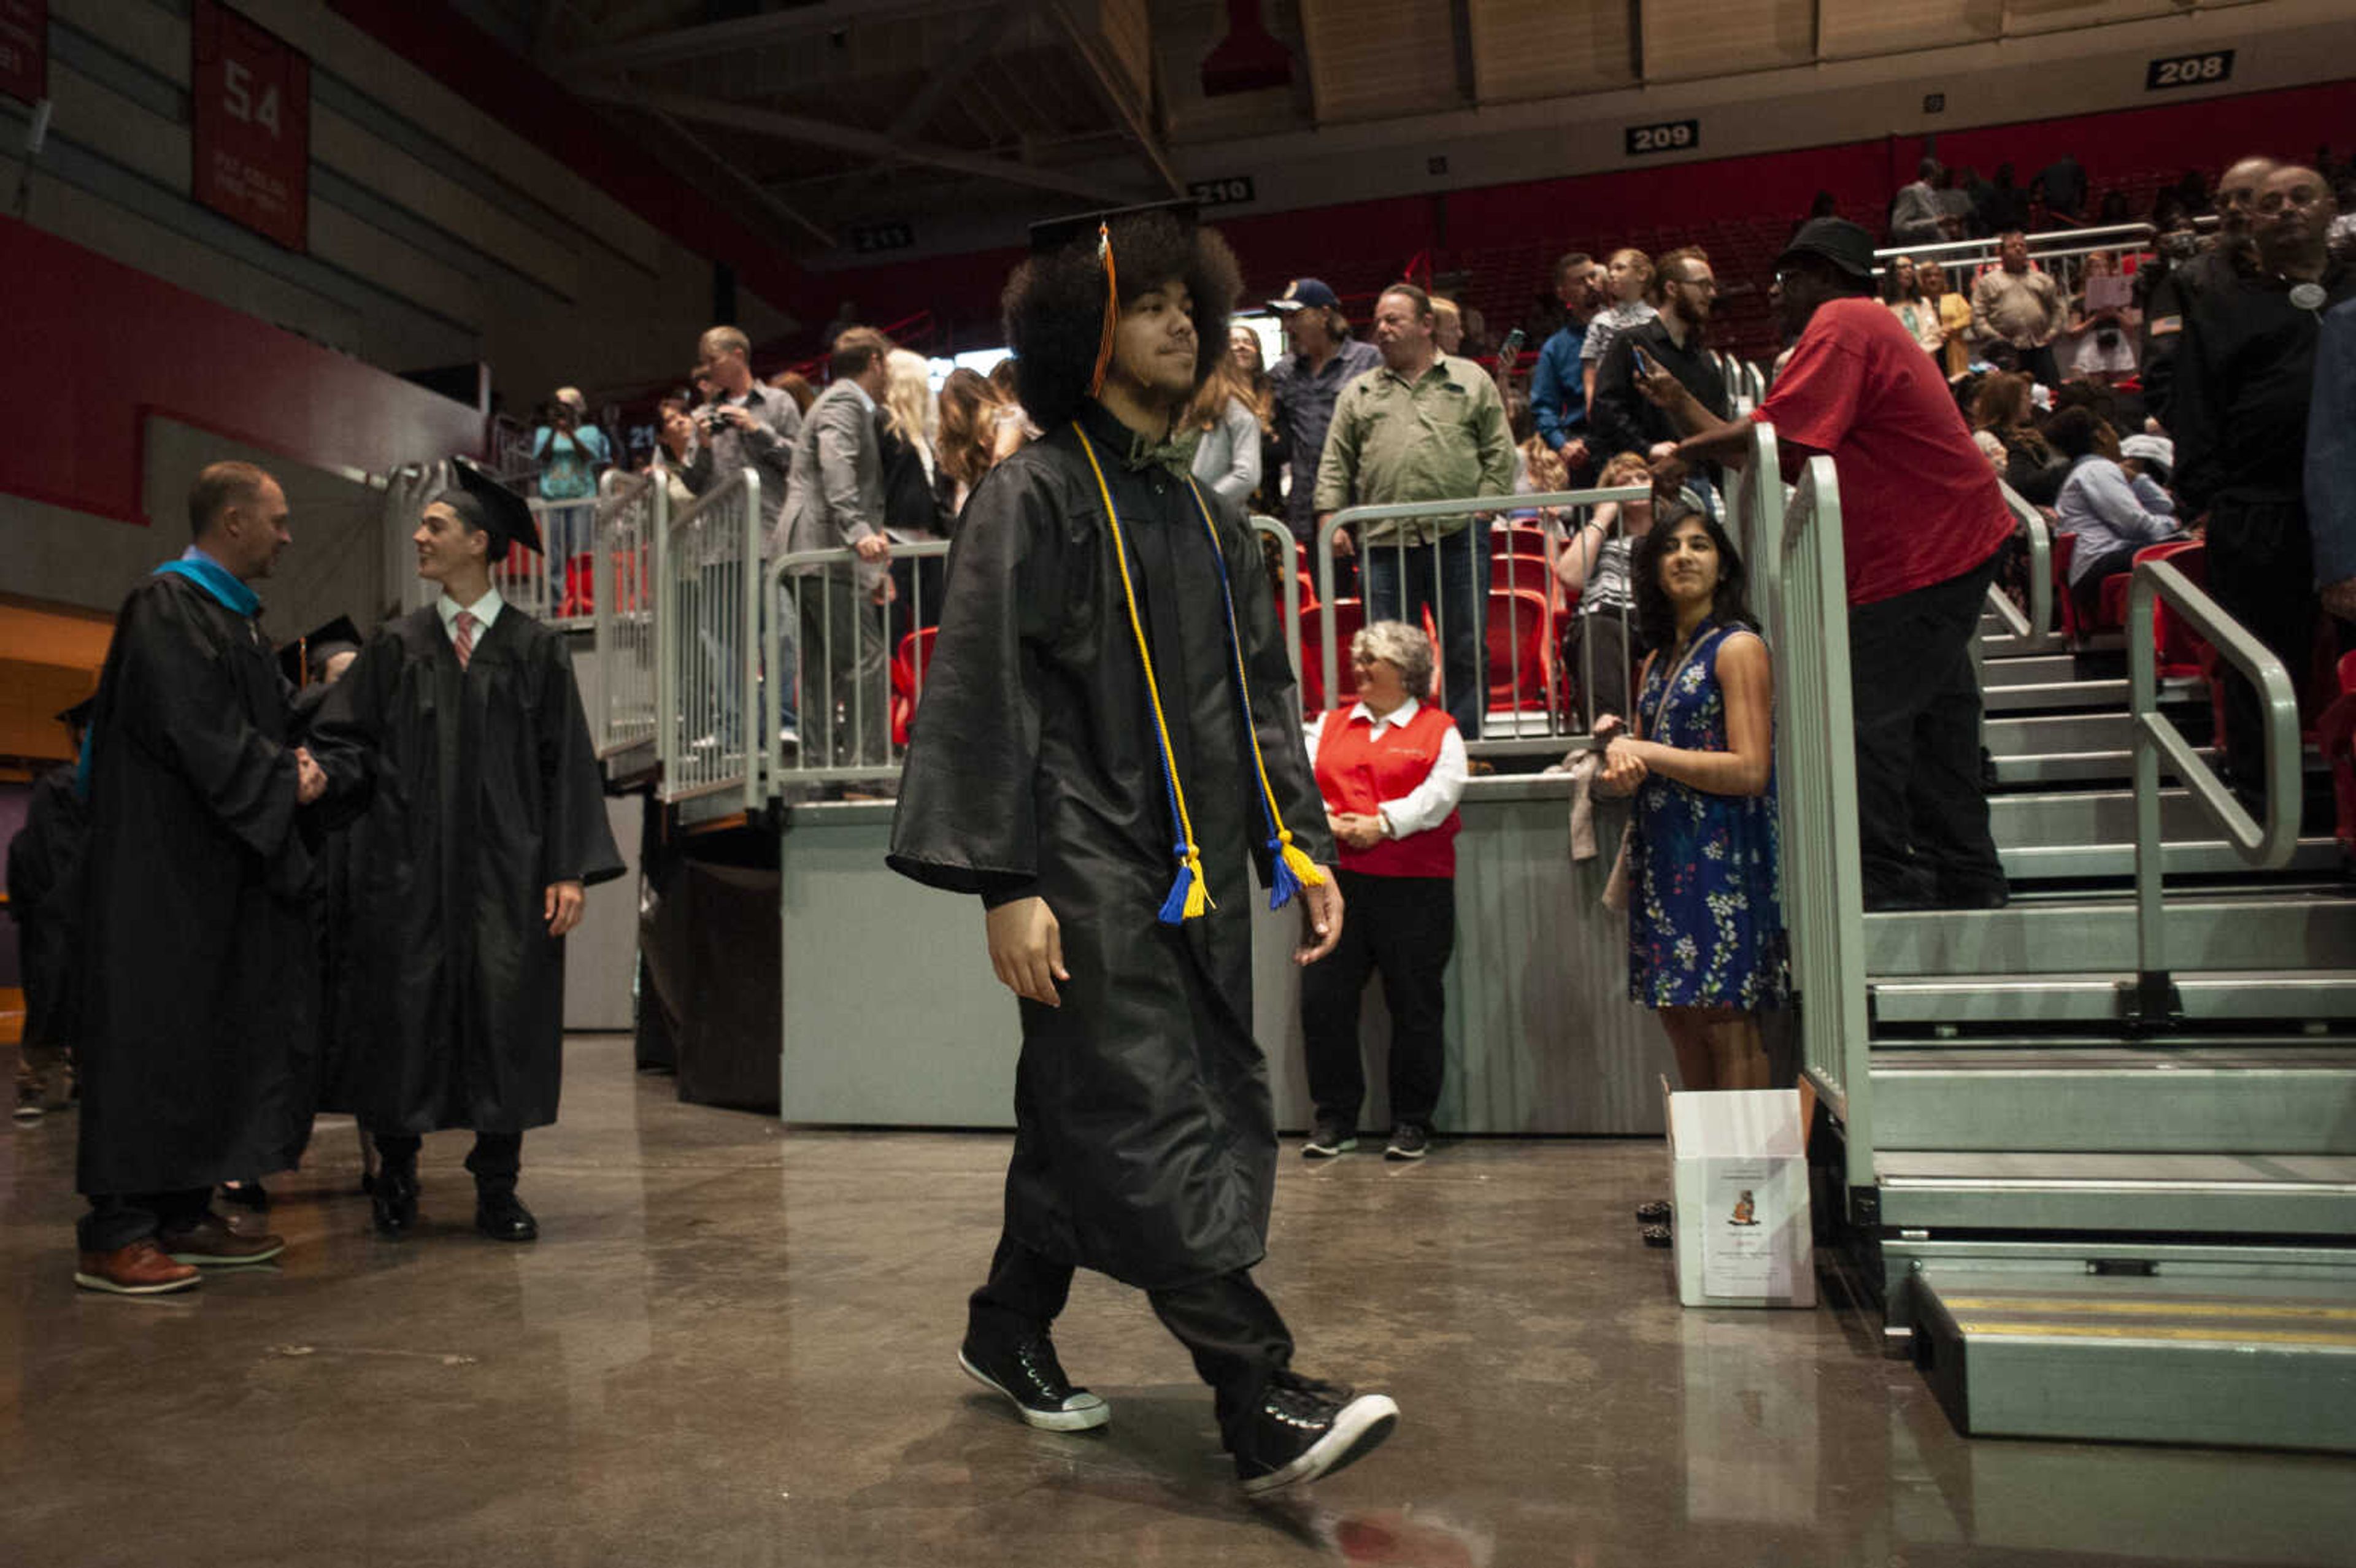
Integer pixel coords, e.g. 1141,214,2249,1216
1981,481,2054,652
590,471,663,759
1874,221,2155,267
653,467,763,809
1314,486,1649,742
1728,421,1872,1201
1249,515,1301,684
2126,558,2301,1020
763,538,952,789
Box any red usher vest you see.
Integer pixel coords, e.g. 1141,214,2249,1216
1311,704,1462,879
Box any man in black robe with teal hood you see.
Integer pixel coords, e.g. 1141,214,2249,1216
72,462,325,1295
312,459,623,1244
888,204,1401,1494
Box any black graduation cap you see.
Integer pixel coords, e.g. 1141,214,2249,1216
277,613,364,687
1025,198,1199,256
56,695,95,732
1025,200,1202,397
432,456,542,556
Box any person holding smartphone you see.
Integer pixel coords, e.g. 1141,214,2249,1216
1590,249,1730,488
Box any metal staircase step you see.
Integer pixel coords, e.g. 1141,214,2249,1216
1984,713,2135,755
1980,653,2127,689
1908,1268,2356,1451
1990,788,2213,845
1869,969,2356,1026
1874,1150,2356,1233
2000,836,2342,879
1983,677,2129,712
1871,1045,2356,1154
1864,893,2356,978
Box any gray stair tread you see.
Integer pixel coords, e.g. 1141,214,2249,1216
1920,1269,2356,1315
1999,837,2341,877
1985,713,2133,750
1865,892,2356,977
1879,1150,2356,1186
1873,1045,2356,1072
1981,654,2106,685
1871,969,2356,1024
1984,679,2128,712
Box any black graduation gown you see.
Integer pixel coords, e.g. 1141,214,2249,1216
310,603,624,1135
887,402,1332,1292
6,764,90,1052
288,680,363,1117
74,573,315,1196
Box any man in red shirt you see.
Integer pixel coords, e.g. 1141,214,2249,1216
1641,218,2014,910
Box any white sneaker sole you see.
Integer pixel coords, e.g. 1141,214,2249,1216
958,1350,1112,1431
1241,1394,1401,1496
72,1270,200,1296
1301,1138,1357,1159
165,1241,287,1268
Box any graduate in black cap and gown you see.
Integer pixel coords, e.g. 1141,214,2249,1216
312,461,623,1242
9,697,93,1123
888,205,1400,1494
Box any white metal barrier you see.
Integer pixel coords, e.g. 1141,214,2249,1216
1311,487,1648,750
655,468,763,809
764,539,952,788
591,472,663,758
1726,422,1871,1202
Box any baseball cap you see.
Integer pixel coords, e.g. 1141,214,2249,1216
1774,218,1878,283
1268,278,1339,313
2119,434,2175,467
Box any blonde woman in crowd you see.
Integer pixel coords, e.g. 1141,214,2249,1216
1186,350,1266,510
936,367,1018,519
1920,262,1974,379
879,349,947,631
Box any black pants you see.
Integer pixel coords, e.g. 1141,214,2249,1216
79,1188,211,1253
1561,612,1644,729
2022,342,2062,390
794,567,890,768
2069,542,2146,628
372,1131,524,1196
2206,499,2316,798
1849,551,2007,904
1299,870,1453,1131
967,1232,1293,1450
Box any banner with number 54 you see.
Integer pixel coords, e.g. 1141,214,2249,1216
191,0,309,253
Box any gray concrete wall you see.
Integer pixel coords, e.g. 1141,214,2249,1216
777,776,1670,1136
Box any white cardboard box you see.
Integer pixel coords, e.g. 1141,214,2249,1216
1665,1085,1815,1309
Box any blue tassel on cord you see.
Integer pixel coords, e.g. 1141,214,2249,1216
1266,837,1302,911
1157,861,1195,925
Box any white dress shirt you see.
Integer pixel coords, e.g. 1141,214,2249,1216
437,584,506,647
1304,696,1470,838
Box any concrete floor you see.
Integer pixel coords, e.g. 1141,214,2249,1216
4,1034,2352,1568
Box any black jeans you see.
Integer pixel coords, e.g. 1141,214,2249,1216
1849,551,2007,904
2205,499,2316,798
1299,870,1453,1132
793,567,891,769
1363,526,1487,741
2069,542,2146,628
372,1131,524,1196
79,1188,212,1253
967,1232,1294,1450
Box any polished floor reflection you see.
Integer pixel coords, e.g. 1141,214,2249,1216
4,1034,2352,1567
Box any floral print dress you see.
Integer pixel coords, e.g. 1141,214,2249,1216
1626,620,1789,1010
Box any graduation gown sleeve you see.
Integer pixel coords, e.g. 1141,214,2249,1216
1217,494,1335,882
536,636,626,888
886,461,1069,897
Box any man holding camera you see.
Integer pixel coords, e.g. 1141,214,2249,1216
689,325,803,741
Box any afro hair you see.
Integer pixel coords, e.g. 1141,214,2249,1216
1001,210,1242,434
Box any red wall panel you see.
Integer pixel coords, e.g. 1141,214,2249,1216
0,218,486,528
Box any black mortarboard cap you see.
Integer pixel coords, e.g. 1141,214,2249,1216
431,456,542,556
56,695,95,731
278,613,364,686
1026,198,1199,256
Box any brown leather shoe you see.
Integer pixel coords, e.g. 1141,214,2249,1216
158,1214,285,1267
74,1239,202,1295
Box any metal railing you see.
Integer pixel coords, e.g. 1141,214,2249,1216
765,538,952,788
1981,480,2055,653
591,472,663,758
2125,558,2301,1024
1314,488,1647,751
1251,515,1303,685
655,468,763,809
1727,422,1872,1197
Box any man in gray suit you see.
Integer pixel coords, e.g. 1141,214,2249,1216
779,327,896,772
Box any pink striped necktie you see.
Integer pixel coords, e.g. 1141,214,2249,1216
453,609,477,671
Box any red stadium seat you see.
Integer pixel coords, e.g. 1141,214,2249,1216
2052,532,2082,644
1491,552,1553,598
1298,598,1366,715
1486,588,1555,713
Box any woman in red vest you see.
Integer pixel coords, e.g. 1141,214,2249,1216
1299,621,1469,1162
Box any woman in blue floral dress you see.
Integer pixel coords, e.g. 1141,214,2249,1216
1600,509,1787,1091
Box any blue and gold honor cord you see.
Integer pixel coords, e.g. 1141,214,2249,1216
1076,429,1327,924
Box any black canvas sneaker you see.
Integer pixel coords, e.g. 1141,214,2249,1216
1236,1370,1399,1495
1301,1117,1357,1159
958,1334,1111,1432
1384,1124,1431,1161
